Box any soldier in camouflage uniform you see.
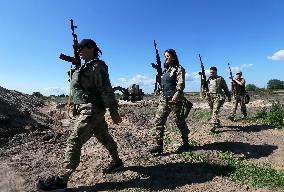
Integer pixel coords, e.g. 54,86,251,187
207,67,231,132
37,39,123,191
149,49,190,155
228,70,247,121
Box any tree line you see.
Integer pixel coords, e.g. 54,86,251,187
246,79,284,91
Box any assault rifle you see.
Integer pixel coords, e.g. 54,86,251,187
151,40,163,93
59,19,81,70
198,54,209,98
59,19,81,119
228,62,236,96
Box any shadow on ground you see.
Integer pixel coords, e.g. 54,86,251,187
66,162,233,191
217,124,275,133
194,141,277,159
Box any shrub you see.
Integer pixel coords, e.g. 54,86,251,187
255,101,284,128
32,91,43,97
263,102,284,127
255,108,267,119
246,84,259,91
267,79,284,90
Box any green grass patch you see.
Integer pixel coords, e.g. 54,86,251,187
221,151,284,190
40,95,69,104
254,101,284,128
191,110,211,121
168,149,284,190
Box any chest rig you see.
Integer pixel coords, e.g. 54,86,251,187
161,66,178,99
70,59,103,105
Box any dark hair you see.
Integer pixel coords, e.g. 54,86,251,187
210,66,217,72
92,46,102,58
164,49,180,67
79,39,102,58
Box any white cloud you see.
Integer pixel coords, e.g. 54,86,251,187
118,77,127,82
185,73,192,81
185,70,210,81
185,72,198,81
204,70,210,76
116,74,155,87
241,64,253,68
42,87,67,96
229,64,253,74
230,66,240,73
129,74,156,86
267,50,284,61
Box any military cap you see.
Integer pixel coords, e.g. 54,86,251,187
79,39,98,49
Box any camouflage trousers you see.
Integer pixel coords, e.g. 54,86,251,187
60,103,119,181
152,98,189,146
207,94,225,126
230,95,247,118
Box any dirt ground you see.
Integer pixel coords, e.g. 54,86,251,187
1,88,284,192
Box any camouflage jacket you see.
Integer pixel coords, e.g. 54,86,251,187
207,75,230,98
70,58,119,116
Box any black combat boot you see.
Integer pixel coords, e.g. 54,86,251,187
103,159,124,174
228,115,236,122
149,145,163,154
210,121,221,133
210,126,216,133
149,139,163,155
176,136,191,153
36,175,67,192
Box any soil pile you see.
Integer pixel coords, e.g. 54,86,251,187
1,87,284,192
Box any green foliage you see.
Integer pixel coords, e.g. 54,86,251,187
254,101,284,128
255,107,267,119
32,91,43,97
246,84,259,91
263,102,284,127
267,79,284,90
232,162,284,190
40,95,68,103
58,93,67,97
256,87,266,92
220,151,284,190
191,110,211,121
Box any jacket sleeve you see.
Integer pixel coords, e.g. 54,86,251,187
241,78,246,86
98,63,119,117
173,65,186,100
80,61,119,116
176,65,185,91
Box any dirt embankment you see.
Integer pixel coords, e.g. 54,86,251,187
1,87,284,191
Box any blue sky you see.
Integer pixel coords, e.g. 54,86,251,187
0,0,283,95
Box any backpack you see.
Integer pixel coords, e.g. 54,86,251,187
244,94,250,104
